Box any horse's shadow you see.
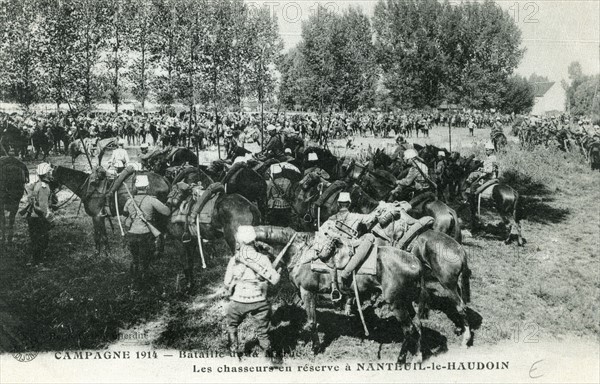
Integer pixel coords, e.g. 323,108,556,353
270,301,458,361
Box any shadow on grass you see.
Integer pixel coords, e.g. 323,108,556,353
270,302,450,361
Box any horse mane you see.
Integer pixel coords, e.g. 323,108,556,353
349,185,380,213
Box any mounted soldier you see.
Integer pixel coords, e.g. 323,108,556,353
25,163,57,265
463,141,498,203
257,124,284,161
434,151,447,201
224,226,281,357
391,135,413,162
389,149,434,202
312,192,378,301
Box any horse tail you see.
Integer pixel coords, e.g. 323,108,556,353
449,207,462,244
460,254,471,304
417,269,430,319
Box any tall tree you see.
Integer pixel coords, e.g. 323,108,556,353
500,75,534,114
0,0,45,109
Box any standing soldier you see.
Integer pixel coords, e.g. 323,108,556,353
468,119,477,137
26,163,56,265
108,139,130,172
123,176,170,281
266,164,292,226
224,226,281,357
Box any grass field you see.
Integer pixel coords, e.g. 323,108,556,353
0,125,598,363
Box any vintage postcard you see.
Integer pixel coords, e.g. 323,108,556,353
0,0,598,383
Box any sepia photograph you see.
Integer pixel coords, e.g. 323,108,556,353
0,0,598,382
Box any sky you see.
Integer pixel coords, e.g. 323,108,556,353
249,0,600,84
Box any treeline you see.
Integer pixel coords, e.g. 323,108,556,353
0,0,282,113
281,0,532,114
562,62,600,118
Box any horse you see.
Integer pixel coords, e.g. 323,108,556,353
0,123,28,158
202,160,268,214
338,158,397,201
51,165,260,288
253,226,425,363
31,129,53,160
491,132,508,152
68,138,97,168
459,179,523,246
377,217,472,348
408,192,462,243
0,156,29,246
150,147,199,175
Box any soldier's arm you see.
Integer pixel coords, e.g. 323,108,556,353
397,167,417,186
223,257,236,289
151,198,171,217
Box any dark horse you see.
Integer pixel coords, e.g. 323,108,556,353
0,156,29,246
0,123,28,158
31,129,53,160
254,226,425,363
459,180,523,246
51,165,260,287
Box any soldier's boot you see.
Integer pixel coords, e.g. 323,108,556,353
228,330,241,356
330,267,342,303
340,234,375,286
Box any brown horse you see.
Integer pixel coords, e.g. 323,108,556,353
409,192,462,243
0,156,29,246
459,180,523,246
253,226,425,363
378,218,472,348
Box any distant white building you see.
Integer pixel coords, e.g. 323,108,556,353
531,81,567,115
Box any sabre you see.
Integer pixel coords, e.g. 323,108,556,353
196,216,207,269
353,270,369,336
115,191,125,237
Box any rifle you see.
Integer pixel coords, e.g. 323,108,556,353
122,183,162,238
411,158,438,192
272,232,297,269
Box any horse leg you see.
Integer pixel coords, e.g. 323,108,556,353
300,287,320,354
446,285,471,348
6,207,17,246
392,301,421,363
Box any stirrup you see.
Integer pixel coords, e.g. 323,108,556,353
182,232,192,243
330,286,342,303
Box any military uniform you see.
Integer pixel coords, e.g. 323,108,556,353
124,193,170,278
261,133,284,160
224,243,280,354
466,153,498,193
26,179,54,263
389,158,431,201
266,176,292,226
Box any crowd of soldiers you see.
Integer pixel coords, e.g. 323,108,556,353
1,108,522,158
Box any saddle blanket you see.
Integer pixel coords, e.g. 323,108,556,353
198,193,219,224
475,178,499,197
310,244,378,276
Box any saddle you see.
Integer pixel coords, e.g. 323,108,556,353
395,216,435,250
309,242,379,276
474,178,499,196
189,182,224,225
315,180,347,207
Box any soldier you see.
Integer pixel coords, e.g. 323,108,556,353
389,149,432,202
434,151,447,201
26,163,56,265
392,135,413,161
224,226,281,357
123,176,170,280
463,141,498,202
468,119,477,136
266,164,292,226
312,192,379,301
257,124,284,161
108,139,130,172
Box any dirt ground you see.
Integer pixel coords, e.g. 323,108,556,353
0,125,598,379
